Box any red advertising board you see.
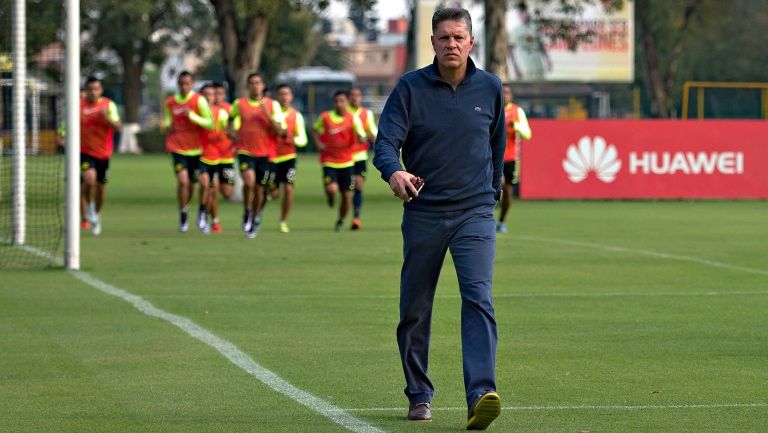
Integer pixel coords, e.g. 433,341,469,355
520,120,768,199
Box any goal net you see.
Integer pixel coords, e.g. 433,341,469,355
0,1,65,268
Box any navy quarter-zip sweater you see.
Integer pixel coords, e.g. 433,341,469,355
373,57,506,212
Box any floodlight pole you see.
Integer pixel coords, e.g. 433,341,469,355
12,0,26,246
64,0,80,270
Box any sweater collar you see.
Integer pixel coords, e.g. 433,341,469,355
425,56,478,85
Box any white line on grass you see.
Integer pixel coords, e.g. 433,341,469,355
12,244,386,432
152,289,768,300
67,270,387,433
517,236,768,277
337,402,768,412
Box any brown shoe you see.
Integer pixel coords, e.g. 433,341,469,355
466,391,500,430
407,402,432,422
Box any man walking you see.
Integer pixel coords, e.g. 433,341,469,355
312,90,366,232
347,87,378,230
497,83,531,233
230,72,286,238
373,7,505,430
80,76,121,236
163,71,214,233
270,84,308,233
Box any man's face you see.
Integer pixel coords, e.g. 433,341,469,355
248,76,265,99
178,75,193,96
85,81,102,102
431,19,474,71
349,88,362,107
333,94,348,114
503,86,512,104
201,87,215,104
277,87,293,107
214,87,226,105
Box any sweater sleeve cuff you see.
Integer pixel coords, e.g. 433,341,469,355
381,163,404,183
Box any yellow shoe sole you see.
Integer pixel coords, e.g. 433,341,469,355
466,392,501,430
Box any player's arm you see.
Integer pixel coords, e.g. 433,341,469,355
489,81,506,200
105,100,122,132
365,110,378,143
514,106,532,140
267,100,287,136
190,96,214,131
352,114,367,143
311,116,325,151
293,112,308,148
162,101,172,133
228,99,241,141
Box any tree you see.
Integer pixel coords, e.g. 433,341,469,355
258,4,343,83
484,0,508,80
209,0,276,97
81,0,212,124
210,0,371,96
635,0,703,117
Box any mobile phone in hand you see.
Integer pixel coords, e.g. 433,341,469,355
408,176,424,198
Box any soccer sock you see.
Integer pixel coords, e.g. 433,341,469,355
180,208,188,225
353,190,362,218
213,217,220,224
327,193,335,208
199,204,206,215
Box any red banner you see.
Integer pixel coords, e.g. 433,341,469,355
520,120,768,199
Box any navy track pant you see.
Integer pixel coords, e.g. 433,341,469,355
397,204,497,407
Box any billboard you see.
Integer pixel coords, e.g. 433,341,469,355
412,1,634,82
521,120,768,199
507,2,634,82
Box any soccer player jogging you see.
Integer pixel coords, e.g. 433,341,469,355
207,82,236,233
163,71,214,233
311,90,366,232
230,72,286,239
373,8,504,429
497,84,531,233
197,83,235,233
270,84,308,233
347,87,378,230
80,76,121,236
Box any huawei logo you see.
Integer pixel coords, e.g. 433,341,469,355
562,136,621,183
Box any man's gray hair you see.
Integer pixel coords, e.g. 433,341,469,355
432,7,473,35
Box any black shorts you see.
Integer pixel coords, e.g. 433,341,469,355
238,154,273,185
353,159,367,177
272,158,297,186
323,166,354,191
170,152,200,182
503,160,518,185
81,153,109,184
200,161,236,185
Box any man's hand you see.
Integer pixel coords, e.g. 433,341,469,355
389,170,420,202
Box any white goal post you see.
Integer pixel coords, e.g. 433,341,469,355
64,0,80,270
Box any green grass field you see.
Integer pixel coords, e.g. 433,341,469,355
2,154,767,433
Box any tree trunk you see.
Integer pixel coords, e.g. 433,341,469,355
211,0,270,98
119,47,144,124
639,21,669,118
234,15,269,96
405,0,417,72
636,0,701,118
484,0,508,81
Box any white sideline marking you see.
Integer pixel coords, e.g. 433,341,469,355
13,244,385,432
68,270,385,433
153,289,768,300
337,402,768,412
517,236,768,277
